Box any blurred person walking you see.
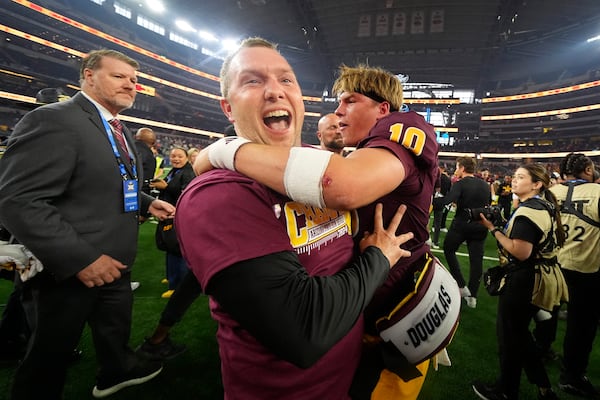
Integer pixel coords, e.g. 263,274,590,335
434,156,491,308
431,164,452,248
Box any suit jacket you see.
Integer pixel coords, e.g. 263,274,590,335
134,139,156,194
0,92,153,281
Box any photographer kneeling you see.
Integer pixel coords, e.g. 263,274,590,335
472,163,567,400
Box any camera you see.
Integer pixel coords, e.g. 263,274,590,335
466,205,505,226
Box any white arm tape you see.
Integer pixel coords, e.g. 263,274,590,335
207,136,251,170
283,147,333,208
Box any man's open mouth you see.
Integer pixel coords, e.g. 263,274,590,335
264,110,290,130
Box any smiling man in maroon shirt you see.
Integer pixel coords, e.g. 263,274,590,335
176,38,413,400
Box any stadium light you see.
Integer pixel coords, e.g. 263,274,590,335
587,34,600,43
199,30,218,42
221,39,239,53
175,19,195,32
145,0,165,13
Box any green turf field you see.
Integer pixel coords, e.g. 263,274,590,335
0,215,598,399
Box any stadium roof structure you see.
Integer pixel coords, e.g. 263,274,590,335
2,0,600,155
165,0,600,95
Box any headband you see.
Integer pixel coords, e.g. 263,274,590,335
358,90,399,112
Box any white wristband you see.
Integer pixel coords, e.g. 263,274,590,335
283,147,333,208
207,136,251,170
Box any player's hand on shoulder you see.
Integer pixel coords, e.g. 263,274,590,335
193,147,213,175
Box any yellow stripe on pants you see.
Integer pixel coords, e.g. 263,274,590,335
370,359,430,400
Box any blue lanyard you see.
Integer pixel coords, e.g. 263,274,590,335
166,168,182,183
506,194,542,230
99,116,137,181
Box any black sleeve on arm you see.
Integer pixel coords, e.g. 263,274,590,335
434,180,461,208
205,246,389,369
510,216,542,244
140,192,155,216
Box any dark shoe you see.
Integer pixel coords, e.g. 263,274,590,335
540,348,561,363
472,381,508,400
92,360,163,398
0,340,25,366
69,348,83,364
136,335,187,361
0,353,21,366
538,387,559,400
558,310,568,320
559,375,600,398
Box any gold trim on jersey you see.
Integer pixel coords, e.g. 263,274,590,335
283,202,354,253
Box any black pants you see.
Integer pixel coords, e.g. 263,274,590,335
0,273,29,350
11,272,137,400
497,266,551,399
498,198,512,221
561,268,600,380
443,220,487,297
431,205,450,245
159,270,202,327
532,306,559,356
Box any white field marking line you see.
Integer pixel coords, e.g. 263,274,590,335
429,248,497,261
429,215,497,261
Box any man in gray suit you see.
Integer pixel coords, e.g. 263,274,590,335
0,49,175,399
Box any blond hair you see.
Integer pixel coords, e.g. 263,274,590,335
332,64,403,111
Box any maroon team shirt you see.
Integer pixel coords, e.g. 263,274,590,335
176,170,361,400
356,111,440,330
